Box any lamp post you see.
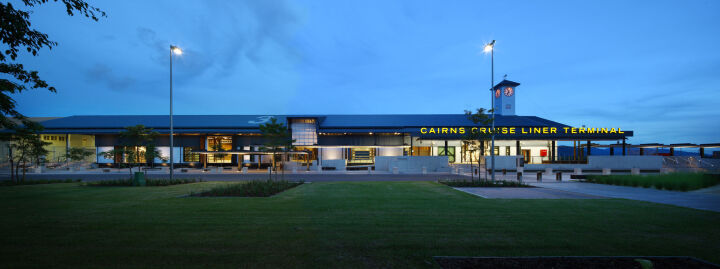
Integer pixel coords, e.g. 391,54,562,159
169,45,182,180
484,40,496,182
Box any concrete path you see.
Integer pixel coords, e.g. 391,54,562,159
454,187,602,199
530,182,720,213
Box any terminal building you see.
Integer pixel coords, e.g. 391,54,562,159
20,80,652,172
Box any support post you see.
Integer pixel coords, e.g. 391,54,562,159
551,140,555,163
670,147,674,156
622,138,626,156
700,147,705,158
610,147,614,155
516,140,521,156
586,140,591,156
640,148,644,155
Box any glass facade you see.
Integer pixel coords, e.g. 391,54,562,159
207,136,232,163
291,119,317,146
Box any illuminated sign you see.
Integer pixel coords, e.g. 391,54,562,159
418,127,625,135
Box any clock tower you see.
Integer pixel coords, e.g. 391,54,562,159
492,79,520,116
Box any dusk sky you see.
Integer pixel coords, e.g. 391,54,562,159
13,0,720,144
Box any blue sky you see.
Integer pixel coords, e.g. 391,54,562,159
11,0,720,144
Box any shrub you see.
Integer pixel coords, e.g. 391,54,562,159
438,179,531,188
191,180,304,197
0,179,81,186
85,178,202,187
584,173,720,191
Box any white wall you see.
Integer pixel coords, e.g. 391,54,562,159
376,156,451,173
321,148,343,160
377,147,403,157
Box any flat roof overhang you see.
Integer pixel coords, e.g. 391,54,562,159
192,150,309,155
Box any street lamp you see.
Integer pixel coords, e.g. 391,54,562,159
169,45,182,180
484,40,496,182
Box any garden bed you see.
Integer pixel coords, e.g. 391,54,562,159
434,256,720,269
190,180,304,197
438,179,531,188
84,178,202,187
584,173,720,191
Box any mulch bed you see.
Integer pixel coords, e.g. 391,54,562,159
433,256,720,269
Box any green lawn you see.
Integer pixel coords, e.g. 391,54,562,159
1,181,719,268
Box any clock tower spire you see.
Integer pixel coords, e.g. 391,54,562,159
492,79,520,116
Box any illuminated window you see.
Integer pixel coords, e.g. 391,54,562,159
207,136,232,163
183,147,200,162
291,119,317,146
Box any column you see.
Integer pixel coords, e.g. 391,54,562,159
700,147,705,158
670,147,674,156
516,140,521,155
586,140,591,156
610,147,614,155
551,140,555,163
622,138,626,156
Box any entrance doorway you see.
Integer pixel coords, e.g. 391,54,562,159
522,149,531,163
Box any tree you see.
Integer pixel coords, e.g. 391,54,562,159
0,1,104,130
102,125,159,176
65,147,93,169
259,118,295,180
144,144,165,168
0,121,49,183
463,108,493,181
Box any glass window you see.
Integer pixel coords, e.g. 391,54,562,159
437,147,456,163
291,119,317,146
207,136,233,163
183,147,200,162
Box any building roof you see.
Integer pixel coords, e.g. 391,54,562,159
492,79,521,90
38,114,570,130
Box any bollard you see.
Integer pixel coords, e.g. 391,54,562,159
217,166,223,173
556,171,562,181
602,168,611,175
573,167,582,175
367,166,372,174
242,167,248,173
631,168,640,175
536,171,542,182
517,172,523,182
421,166,427,175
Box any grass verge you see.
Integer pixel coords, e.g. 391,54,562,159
190,179,304,197
585,173,720,191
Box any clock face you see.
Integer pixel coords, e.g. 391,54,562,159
495,89,501,98
504,87,514,97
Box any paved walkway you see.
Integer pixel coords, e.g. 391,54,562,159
530,182,720,213
454,187,602,199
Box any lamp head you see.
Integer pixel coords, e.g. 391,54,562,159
483,40,495,53
171,45,183,55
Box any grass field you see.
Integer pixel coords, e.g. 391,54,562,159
1,181,719,268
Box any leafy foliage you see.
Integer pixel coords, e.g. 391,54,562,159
462,108,493,181
0,121,49,183
438,179,531,188
259,117,295,180
191,180,304,197
0,0,104,129
84,178,202,187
